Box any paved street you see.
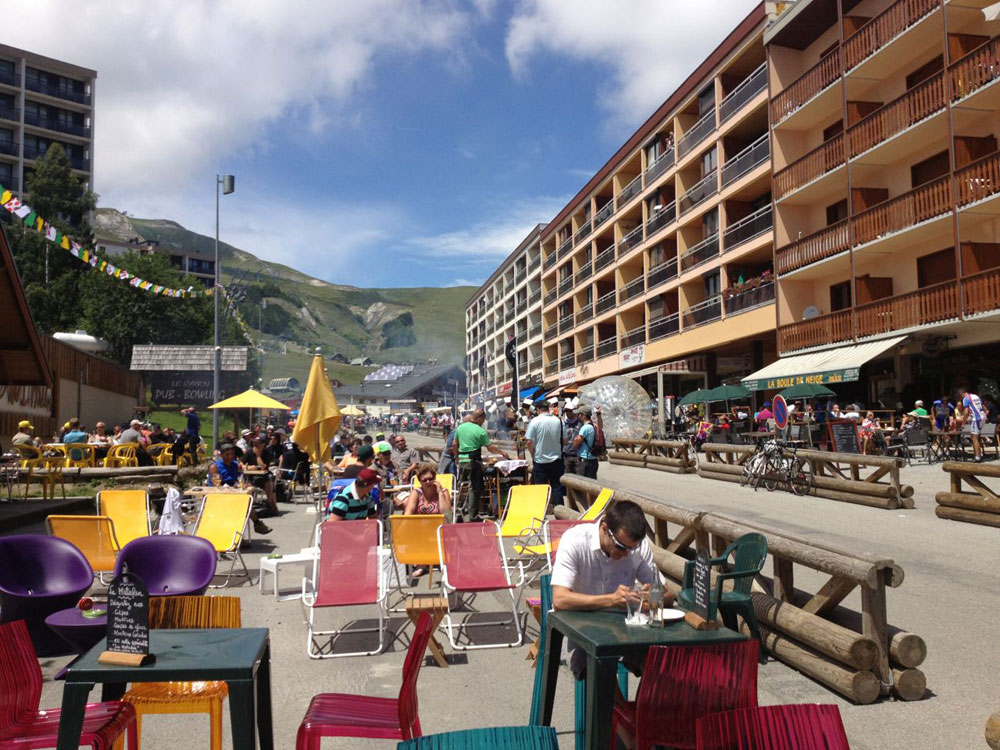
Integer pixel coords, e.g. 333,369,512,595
26,438,999,748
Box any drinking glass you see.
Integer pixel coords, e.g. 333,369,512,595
625,583,645,624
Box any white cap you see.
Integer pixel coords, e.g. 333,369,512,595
522,398,533,406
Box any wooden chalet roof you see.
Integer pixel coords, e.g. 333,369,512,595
130,345,248,372
0,224,52,387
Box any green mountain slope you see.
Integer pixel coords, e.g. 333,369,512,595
93,208,473,378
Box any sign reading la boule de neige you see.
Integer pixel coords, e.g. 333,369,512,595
693,547,712,621
100,568,155,666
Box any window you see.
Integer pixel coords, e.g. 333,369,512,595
830,281,852,311
649,242,666,267
906,56,943,89
917,248,956,288
697,84,715,117
701,147,718,177
826,199,848,225
823,119,844,142
704,271,721,297
703,208,719,237
910,150,949,188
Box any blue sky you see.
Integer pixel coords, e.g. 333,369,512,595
5,0,759,288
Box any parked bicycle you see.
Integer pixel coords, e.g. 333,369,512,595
740,439,812,495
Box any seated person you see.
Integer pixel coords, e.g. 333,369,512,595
207,443,271,534
401,464,451,516
392,436,420,482
373,441,398,485
242,437,279,513
341,444,375,480
755,402,774,431
327,467,380,521
859,411,881,454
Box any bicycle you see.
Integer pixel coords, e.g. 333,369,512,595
741,439,812,495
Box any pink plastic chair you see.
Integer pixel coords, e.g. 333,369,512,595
436,521,523,650
612,640,760,750
295,611,435,747
696,704,851,749
0,619,138,749
302,519,385,659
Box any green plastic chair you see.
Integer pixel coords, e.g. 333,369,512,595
679,532,768,658
398,725,558,749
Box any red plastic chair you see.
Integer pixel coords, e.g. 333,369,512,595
302,519,386,659
612,640,760,750
696,704,851,749
295,611,435,747
437,521,523,650
0,619,138,749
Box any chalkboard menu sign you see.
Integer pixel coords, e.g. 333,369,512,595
692,547,712,621
827,419,861,454
99,569,155,666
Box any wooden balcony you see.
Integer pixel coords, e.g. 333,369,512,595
949,35,1000,102
775,221,849,275
774,133,844,200
770,52,841,125
843,0,937,71
964,267,1000,315
779,309,853,351
855,279,959,338
847,73,945,158
955,151,1000,208
852,176,951,246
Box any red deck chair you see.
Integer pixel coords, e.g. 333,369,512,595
301,519,386,659
0,619,138,749
295,611,435,747
696,704,851,749
436,521,523,651
612,640,760,750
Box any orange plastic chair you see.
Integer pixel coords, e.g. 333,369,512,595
45,514,121,581
104,442,140,468
122,596,241,750
97,489,151,547
389,514,445,598
63,442,96,468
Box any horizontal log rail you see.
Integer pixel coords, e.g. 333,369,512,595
557,473,924,702
775,220,849,275
778,308,853,351
774,133,844,200
935,460,1000,527
609,439,695,474
852,176,950,246
949,35,1000,102
843,0,937,71
770,51,841,125
847,73,945,158
855,279,959,338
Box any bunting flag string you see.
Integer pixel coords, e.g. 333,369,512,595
0,184,213,299
221,289,257,347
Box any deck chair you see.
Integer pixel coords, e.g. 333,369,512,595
104,442,140,468
513,518,589,585
578,487,613,521
98,489,151,547
302,519,386,659
45,514,120,582
194,492,254,587
389,514,445,600
123,596,241,750
498,484,551,539
436,521,523,651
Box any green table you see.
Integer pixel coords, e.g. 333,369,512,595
56,628,272,750
538,610,746,750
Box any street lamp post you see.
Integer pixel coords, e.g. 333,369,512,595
213,173,235,448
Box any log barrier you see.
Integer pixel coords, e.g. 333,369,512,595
935,461,1000,528
558,473,927,703
609,439,694,474
698,443,914,510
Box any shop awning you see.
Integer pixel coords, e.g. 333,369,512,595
741,336,905,391
519,386,541,399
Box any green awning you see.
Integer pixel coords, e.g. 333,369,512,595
742,336,905,391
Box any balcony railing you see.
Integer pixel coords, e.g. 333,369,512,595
622,324,646,347
645,146,675,182
559,315,574,334
545,323,558,339
775,220,849,275
24,77,91,105
721,133,769,188
544,288,557,306
0,105,19,123
649,313,680,342
576,304,594,326
770,51,841,124
965,268,1000,315
679,169,718,214
617,173,642,206
677,109,716,159
720,62,767,123
852,176,950,246
0,70,21,87
595,247,615,272
647,257,679,289
779,309,853,352
0,140,18,156
574,220,592,245
596,338,617,358
774,133,844,200
955,151,1000,208
528,290,541,306
516,269,527,284
645,201,676,237
529,356,543,371
576,345,595,365
529,322,542,339
558,276,574,296
22,143,89,171
618,225,644,255
680,233,720,272
723,204,773,251
682,296,721,328
595,290,616,315
847,73,944,158
843,0,937,71
856,279,959,338
544,249,556,268
23,111,90,138
559,353,576,370
620,276,646,303
595,198,614,227
576,261,593,285
724,281,775,316
557,236,573,259
950,36,1000,102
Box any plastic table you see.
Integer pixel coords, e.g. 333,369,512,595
536,609,746,750
56,628,272,750
45,607,107,654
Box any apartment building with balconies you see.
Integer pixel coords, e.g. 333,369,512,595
465,224,546,403
538,4,777,402
763,0,1000,403
0,44,95,197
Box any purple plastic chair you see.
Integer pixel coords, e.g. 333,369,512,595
0,534,94,655
114,535,218,596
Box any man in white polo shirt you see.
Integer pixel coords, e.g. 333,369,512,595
526,399,565,505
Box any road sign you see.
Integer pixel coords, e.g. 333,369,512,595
773,394,788,430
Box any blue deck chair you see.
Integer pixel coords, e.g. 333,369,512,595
398,725,558,749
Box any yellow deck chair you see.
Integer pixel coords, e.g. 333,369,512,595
97,489,151,547
45,515,120,581
123,596,241,750
513,487,614,558
498,483,551,538
389,514,445,599
195,493,253,587
63,443,96,468
578,487,614,521
104,442,140,468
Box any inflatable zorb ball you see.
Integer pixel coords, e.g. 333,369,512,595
578,376,653,441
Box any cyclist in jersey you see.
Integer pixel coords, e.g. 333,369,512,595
960,388,987,462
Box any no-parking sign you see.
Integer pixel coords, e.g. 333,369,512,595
773,395,788,430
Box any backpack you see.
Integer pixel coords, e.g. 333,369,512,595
591,423,608,458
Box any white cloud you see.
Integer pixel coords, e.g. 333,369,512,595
506,0,761,134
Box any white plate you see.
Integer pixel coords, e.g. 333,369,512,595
659,608,686,623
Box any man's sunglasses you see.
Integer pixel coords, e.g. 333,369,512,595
606,524,640,552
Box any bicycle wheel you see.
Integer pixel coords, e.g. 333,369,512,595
740,455,756,487
790,457,813,496
762,455,784,491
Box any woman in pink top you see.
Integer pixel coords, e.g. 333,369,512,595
403,464,451,516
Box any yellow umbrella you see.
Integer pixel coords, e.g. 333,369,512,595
339,405,365,416
207,388,291,411
291,353,342,464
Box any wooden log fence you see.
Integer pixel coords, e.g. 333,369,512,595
698,443,914,510
935,461,1000,527
609,439,694,474
558,473,927,703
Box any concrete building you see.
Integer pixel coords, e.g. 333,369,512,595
94,236,216,289
465,224,546,403
334,363,466,415
0,44,95,196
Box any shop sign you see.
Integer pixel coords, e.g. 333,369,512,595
743,369,856,392
619,345,646,369
558,368,576,386
659,355,707,374
497,382,512,396
717,353,752,375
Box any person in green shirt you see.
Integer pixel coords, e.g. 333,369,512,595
909,400,929,418
455,409,509,520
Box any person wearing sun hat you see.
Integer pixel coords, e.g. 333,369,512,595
328,467,380,521
11,419,34,446
373,440,397,484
